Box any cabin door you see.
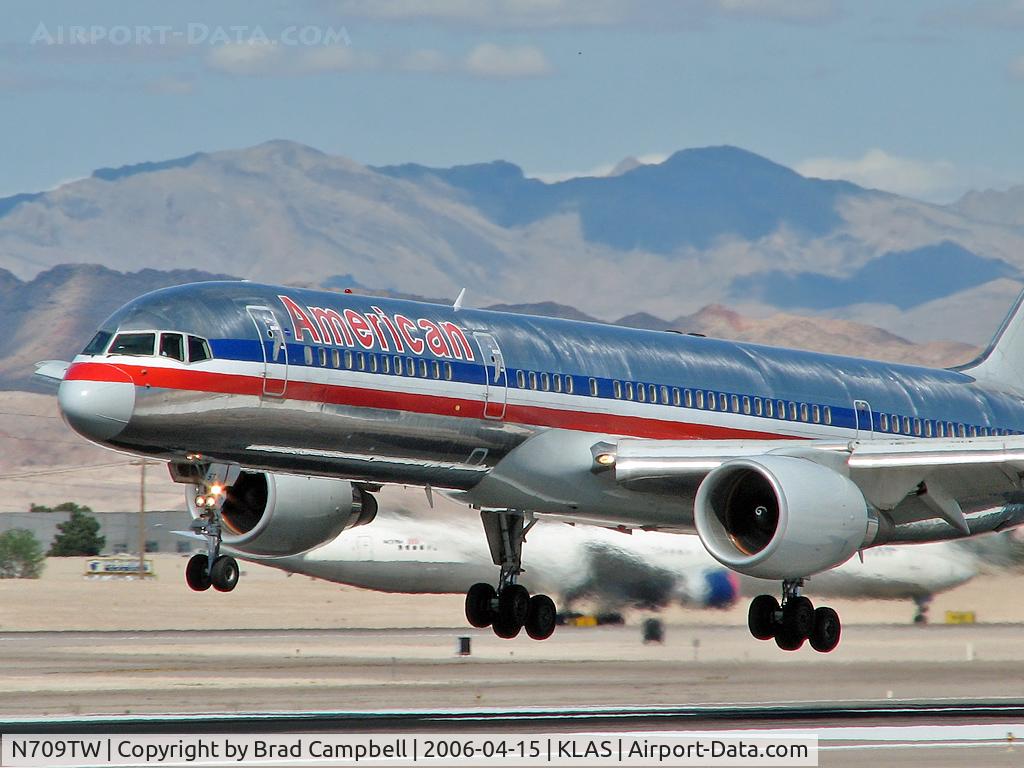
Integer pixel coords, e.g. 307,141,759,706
474,332,508,419
247,306,289,397
854,399,874,438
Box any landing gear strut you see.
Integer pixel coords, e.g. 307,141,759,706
748,579,841,653
913,594,932,625
464,510,557,640
185,463,240,594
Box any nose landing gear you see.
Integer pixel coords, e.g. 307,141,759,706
464,510,558,641
747,579,842,653
185,463,240,593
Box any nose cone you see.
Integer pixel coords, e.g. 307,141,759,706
58,366,135,442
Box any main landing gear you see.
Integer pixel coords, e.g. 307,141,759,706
184,463,240,594
747,579,841,653
464,510,557,641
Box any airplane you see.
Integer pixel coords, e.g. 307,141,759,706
235,511,979,625
41,280,1024,653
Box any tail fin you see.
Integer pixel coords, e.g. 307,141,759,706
958,287,1024,391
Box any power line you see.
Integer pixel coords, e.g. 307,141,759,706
0,460,135,481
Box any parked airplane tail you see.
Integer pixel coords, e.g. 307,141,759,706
957,287,1024,392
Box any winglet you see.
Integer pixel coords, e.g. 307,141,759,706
34,360,70,383
453,288,466,312
958,285,1024,392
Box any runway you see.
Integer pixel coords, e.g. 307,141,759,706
2,624,1024,765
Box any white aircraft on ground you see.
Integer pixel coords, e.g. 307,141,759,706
236,511,981,625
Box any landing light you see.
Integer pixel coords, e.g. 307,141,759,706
204,496,217,508
595,453,616,466
194,495,205,507
210,483,223,496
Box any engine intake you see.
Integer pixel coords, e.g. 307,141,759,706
694,455,871,580
187,471,377,556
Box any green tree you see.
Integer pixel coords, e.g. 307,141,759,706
0,529,45,578
48,508,105,556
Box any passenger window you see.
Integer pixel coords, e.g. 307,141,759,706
695,391,704,409
823,406,832,425
82,330,112,356
303,347,313,366
957,424,966,437
684,389,693,408
613,381,622,399
925,421,933,437
110,332,156,356
776,400,785,418
565,377,574,394
589,378,598,396
913,418,922,436
318,348,328,367
902,416,911,435
880,414,889,432
529,372,537,390
444,362,453,380
516,370,525,388
672,388,681,406
625,382,634,400
936,421,944,437
394,357,403,375
357,352,366,371
812,405,820,424
381,356,390,374
707,392,716,411
637,383,647,402
799,403,809,422
432,361,440,380
970,426,978,437
159,333,184,362
369,354,378,373
743,396,751,415
406,357,415,376
553,375,563,393
754,397,762,416
650,385,658,403
765,399,774,418
891,414,900,433
420,360,428,378
731,395,740,413
541,373,550,391
789,402,798,421
661,386,669,405
720,393,728,411
344,350,353,369
332,349,340,368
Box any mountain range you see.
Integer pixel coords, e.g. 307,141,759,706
1,140,1023,347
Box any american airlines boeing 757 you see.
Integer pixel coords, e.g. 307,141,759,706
39,282,1024,652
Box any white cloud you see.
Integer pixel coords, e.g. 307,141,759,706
464,43,550,77
529,152,669,183
205,41,282,75
796,149,962,202
145,75,194,95
1010,54,1024,80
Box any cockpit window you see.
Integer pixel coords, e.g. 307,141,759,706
109,332,156,356
159,333,185,362
188,335,212,363
82,331,112,356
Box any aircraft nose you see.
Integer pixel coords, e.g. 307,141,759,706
58,366,135,442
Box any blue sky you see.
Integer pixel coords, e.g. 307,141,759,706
2,0,1023,202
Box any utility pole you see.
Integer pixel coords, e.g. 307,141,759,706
137,458,147,579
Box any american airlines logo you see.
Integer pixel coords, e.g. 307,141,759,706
278,295,476,361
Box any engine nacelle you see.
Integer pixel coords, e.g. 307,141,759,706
694,455,870,580
187,472,377,556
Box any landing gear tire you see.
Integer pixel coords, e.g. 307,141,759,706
774,595,815,652
185,553,211,592
493,584,530,638
809,606,841,653
748,594,779,640
525,594,557,640
210,555,239,593
465,582,496,628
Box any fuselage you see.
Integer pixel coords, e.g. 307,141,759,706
58,280,1024,531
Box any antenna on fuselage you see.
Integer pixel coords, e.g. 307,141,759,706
453,288,466,312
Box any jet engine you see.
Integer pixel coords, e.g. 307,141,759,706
186,472,377,556
694,455,871,580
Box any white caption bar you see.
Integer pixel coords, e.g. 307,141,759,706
1,732,818,767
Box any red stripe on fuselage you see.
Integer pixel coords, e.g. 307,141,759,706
64,361,791,441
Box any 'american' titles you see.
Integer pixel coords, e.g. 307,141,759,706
278,295,476,362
